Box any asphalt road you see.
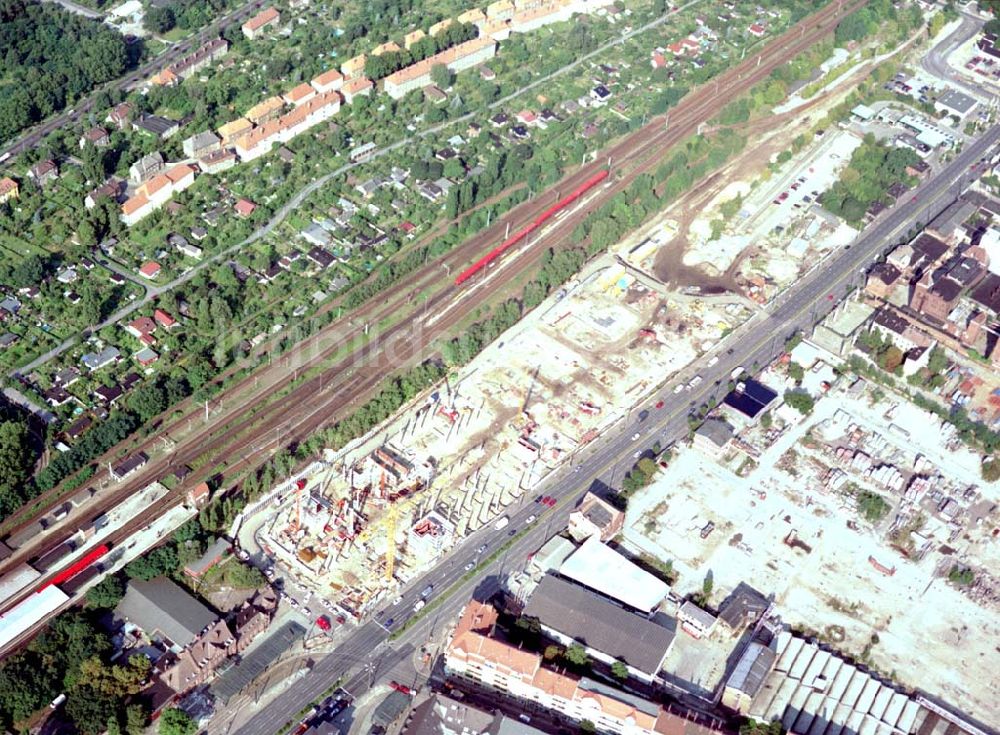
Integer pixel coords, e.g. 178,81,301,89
0,0,266,159
232,128,1000,735
920,10,992,102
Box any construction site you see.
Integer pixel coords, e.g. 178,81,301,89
239,241,754,620
621,362,1000,725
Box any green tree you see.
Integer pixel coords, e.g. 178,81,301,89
783,390,815,415
856,490,890,523
86,574,125,608
66,687,120,735
227,562,266,589
430,63,452,89
159,708,197,735
125,545,179,580
610,660,629,680
563,644,590,667
125,703,150,735
787,362,805,384
145,6,176,33
579,720,596,734
981,455,1000,482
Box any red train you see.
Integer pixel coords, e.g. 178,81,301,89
454,169,609,285
37,544,110,592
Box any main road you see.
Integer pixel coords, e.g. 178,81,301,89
231,126,1000,735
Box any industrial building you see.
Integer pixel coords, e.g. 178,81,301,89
522,574,676,681
558,536,669,614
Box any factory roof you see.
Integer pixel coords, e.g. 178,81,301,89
558,536,669,613
695,418,734,448
723,379,778,420
523,574,675,675
115,577,216,648
938,88,977,114
725,641,777,697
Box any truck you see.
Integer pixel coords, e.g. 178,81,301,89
493,516,509,530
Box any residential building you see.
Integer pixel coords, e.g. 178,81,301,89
107,102,134,129
121,164,197,225
510,2,572,33
231,588,278,652
129,151,166,184
677,601,717,638
125,316,157,339
94,383,124,405
865,262,903,301
79,127,110,149
522,574,676,681
29,160,58,186
234,91,341,161
383,38,497,99
283,82,317,107
139,261,162,279
404,29,426,49
311,68,344,94
401,693,543,735
429,18,454,36
174,237,204,260
341,54,367,79
116,577,216,649
567,491,624,542
371,40,402,56
218,118,254,145
246,96,285,125
0,177,19,204
235,198,257,217
486,0,514,21
445,600,718,735
199,148,237,175
242,7,280,38
910,273,963,322
81,346,120,371
693,418,734,457
183,131,221,158
161,38,229,82
457,8,487,25
183,537,230,578
342,77,373,103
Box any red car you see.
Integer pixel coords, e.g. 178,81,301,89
655,400,664,409
317,616,331,631
545,497,557,507
389,681,413,696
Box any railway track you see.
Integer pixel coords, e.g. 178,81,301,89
0,0,859,612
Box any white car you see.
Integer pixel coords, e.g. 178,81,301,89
525,515,537,524
673,384,684,394
707,356,719,367
303,591,312,604
392,595,403,605
464,562,475,571
688,376,703,388
290,599,299,608
631,432,641,441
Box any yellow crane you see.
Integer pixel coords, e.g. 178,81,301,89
356,490,423,582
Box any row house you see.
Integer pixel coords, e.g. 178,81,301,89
242,7,280,39
234,91,342,162
404,29,426,49
218,117,254,145
340,53,367,79
383,37,497,99
159,38,229,83
199,148,237,174
311,68,344,94
154,588,278,697
341,76,374,103
0,177,19,204
429,17,454,36
283,82,317,107
371,40,402,56
246,95,285,125
445,600,714,735
510,0,573,34
129,151,165,184
120,164,197,226
183,131,221,159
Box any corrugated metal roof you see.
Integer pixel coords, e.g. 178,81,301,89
115,577,215,647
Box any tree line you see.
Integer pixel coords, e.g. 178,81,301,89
0,0,129,143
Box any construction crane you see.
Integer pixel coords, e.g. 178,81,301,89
355,491,423,583
288,478,308,535
384,503,398,581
